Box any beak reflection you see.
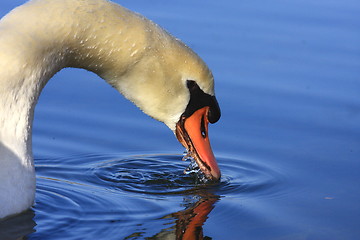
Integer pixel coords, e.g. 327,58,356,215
152,191,219,240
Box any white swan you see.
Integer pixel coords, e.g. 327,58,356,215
0,0,221,219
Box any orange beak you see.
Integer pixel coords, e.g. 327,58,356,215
175,106,221,181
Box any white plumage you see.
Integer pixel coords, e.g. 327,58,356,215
0,0,216,219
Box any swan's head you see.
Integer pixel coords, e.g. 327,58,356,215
101,32,221,180
76,8,222,181
174,79,221,181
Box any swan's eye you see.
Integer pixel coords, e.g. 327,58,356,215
200,115,207,138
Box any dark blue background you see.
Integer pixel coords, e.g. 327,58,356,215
1,0,359,239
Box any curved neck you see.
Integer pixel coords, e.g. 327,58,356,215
0,0,165,218
0,0,163,160
0,0,213,218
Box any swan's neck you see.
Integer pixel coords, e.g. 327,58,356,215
0,0,155,218
0,0,156,160
0,0,211,218
0,23,65,217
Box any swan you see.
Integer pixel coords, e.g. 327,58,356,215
0,0,221,219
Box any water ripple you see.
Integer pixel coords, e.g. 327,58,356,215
37,153,284,198
216,155,285,198
90,154,210,195
31,153,285,239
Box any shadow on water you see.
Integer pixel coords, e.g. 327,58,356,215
0,210,36,240
0,154,281,239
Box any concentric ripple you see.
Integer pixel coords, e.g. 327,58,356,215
90,154,211,195
216,155,285,198
89,154,285,198
30,153,284,239
36,153,284,199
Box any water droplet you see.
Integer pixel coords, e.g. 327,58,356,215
182,150,193,161
182,151,208,183
184,159,200,175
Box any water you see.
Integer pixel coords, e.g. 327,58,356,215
1,0,360,239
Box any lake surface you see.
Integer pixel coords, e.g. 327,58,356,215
1,0,360,239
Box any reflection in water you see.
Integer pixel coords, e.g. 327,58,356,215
150,192,219,240
95,154,222,239
0,154,279,239
0,192,218,240
0,190,219,240
172,193,218,240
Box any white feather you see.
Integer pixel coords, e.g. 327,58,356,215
0,0,214,219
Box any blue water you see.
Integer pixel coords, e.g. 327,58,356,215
1,0,360,239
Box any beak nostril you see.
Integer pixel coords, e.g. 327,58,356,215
200,115,207,138
201,130,206,138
